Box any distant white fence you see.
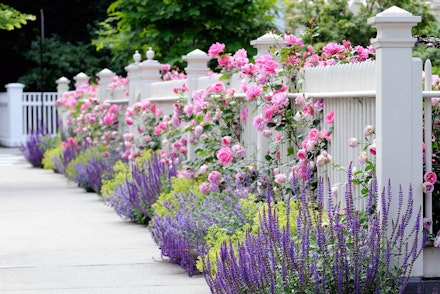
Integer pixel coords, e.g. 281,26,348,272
0,83,58,147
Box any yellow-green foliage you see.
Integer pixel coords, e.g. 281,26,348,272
196,195,262,273
42,144,62,171
151,177,201,218
100,149,152,198
198,198,311,274
100,160,130,198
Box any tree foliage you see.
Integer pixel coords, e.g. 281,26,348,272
285,0,439,47
0,3,35,31
92,0,280,66
18,35,126,91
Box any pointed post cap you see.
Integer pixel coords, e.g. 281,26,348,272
368,6,421,48
56,76,70,84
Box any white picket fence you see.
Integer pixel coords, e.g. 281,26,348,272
0,84,58,147
49,6,440,277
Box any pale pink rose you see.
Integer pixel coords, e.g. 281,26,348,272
272,92,288,107
208,42,225,58
217,147,233,166
364,125,375,136
316,154,327,167
123,133,135,142
241,63,258,78
199,182,210,194
256,72,270,85
262,130,272,137
295,94,306,105
325,111,334,124
198,164,208,174
348,138,359,148
432,98,440,107
323,42,344,56
231,144,245,158
194,125,203,136
274,173,287,185
208,171,222,184
246,85,263,101
321,129,332,141
221,136,232,146
423,181,434,193
331,186,338,198
274,133,282,142
184,104,193,117
358,151,367,165
424,171,437,184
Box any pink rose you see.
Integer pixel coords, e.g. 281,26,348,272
325,111,334,124
245,85,263,101
274,173,287,185
199,182,210,194
368,143,376,155
253,115,265,131
348,138,359,148
217,147,233,166
297,149,307,160
208,42,225,58
424,171,437,184
208,171,222,184
364,125,375,136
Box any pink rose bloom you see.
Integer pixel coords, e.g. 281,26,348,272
231,144,245,158
295,94,305,105
211,82,225,94
125,117,133,126
364,125,375,136
275,133,282,142
263,104,275,122
297,149,307,160
221,136,232,146
308,128,320,141
80,102,90,112
218,56,233,70
432,98,440,107
284,34,304,47
208,171,222,184
194,125,203,136
199,182,210,194
325,111,334,124
241,63,258,78
217,147,233,166
358,151,367,165
272,92,288,107
160,64,171,72
424,171,437,184
253,115,265,131
262,59,279,75
274,173,287,185
68,137,75,146
246,85,263,101
423,181,434,194
323,42,344,56
262,130,272,137
208,42,225,57
348,138,359,148
123,133,135,142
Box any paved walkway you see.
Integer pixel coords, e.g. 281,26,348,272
0,148,211,294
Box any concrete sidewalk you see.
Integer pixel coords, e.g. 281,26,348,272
0,148,211,294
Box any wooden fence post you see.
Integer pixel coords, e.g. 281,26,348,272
368,6,423,276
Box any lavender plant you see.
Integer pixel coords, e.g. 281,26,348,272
150,177,256,276
106,152,177,224
203,167,423,294
20,127,59,168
